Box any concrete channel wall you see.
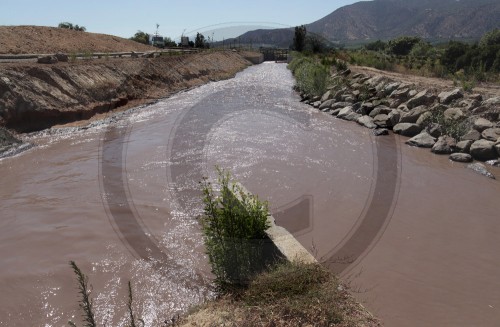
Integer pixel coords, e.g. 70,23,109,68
234,183,317,264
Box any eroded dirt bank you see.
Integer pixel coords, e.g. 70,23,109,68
0,51,254,132
0,25,156,54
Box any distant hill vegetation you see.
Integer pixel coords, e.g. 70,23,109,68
230,0,500,47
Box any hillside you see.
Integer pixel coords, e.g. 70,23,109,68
221,28,294,48
0,25,155,54
308,0,500,42
232,0,500,47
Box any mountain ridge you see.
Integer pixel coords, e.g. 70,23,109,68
229,0,500,47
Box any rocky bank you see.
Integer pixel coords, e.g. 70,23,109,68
302,69,500,179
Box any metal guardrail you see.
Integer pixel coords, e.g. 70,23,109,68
0,48,202,61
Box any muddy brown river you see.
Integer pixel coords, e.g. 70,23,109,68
1,63,499,326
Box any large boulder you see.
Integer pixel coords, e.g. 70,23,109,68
416,111,432,126
341,94,355,103
332,102,353,110
320,90,332,102
482,97,500,106
481,128,500,142
406,90,436,109
462,129,482,141
472,106,489,114
390,88,410,100
486,159,500,167
344,112,362,122
473,118,494,132
373,128,389,136
379,82,400,97
399,105,429,124
388,110,401,127
373,114,390,128
359,102,374,115
467,163,496,179
406,132,436,148
337,106,354,119
393,123,422,137
333,89,345,101
319,99,335,110
460,99,480,111
431,136,457,154
443,108,465,122
356,116,377,129
470,139,497,161
426,123,442,138
456,140,473,153
438,88,463,104
470,94,483,102
368,106,392,118
365,75,387,87
449,153,473,163
330,108,342,116
388,98,404,109
337,107,361,121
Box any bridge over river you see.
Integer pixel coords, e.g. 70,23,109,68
0,62,499,327
259,47,289,62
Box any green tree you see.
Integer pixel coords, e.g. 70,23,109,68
195,32,208,48
492,50,500,72
293,25,307,52
305,34,328,54
74,25,86,32
409,41,435,58
163,37,177,47
365,40,386,51
441,41,469,72
58,22,86,32
130,30,149,45
58,22,73,29
480,29,500,47
387,36,422,56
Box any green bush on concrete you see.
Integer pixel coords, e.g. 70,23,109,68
200,167,271,292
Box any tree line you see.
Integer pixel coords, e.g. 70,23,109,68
130,31,211,48
362,29,500,76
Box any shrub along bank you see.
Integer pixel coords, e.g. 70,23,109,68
343,29,500,84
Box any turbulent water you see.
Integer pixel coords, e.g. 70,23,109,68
0,63,499,326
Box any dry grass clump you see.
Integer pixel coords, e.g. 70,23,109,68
179,261,380,327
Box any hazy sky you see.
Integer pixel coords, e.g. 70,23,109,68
1,0,361,40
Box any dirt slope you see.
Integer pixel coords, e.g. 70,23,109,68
0,25,155,54
0,51,253,132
